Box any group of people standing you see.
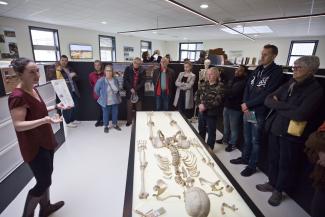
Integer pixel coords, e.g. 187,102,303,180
7,42,325,217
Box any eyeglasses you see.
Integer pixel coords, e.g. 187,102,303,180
292,65,303,70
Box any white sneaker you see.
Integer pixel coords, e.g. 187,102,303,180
73,120,81,124
66,123,77,128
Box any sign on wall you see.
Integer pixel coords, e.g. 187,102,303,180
0,27,19,59
124,46,134,61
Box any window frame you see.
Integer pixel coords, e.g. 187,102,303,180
140,40,152,55
29,26,61,62
179,42,203,61
286,40,318,66
99,35,116,62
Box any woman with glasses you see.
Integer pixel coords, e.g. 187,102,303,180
256,56,324,206
95,65,122,133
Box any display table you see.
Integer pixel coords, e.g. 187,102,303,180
123,112,264,217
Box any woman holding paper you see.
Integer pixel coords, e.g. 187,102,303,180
95,64,122,133
8,58,68,217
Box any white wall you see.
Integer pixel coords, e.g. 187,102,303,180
166,36,325,68
0,16,167,62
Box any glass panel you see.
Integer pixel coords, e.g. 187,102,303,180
288,56,302,66
34,50,57,61
100,37,113,47
196,51,201,60
181,43,188,50
31,30,55,46
188,44,196,50
291,43,315,56
189,52,195,60
196,43,203,50
181,51,188,60
101,50,112,61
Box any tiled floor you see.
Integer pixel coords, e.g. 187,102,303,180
0,121,310,217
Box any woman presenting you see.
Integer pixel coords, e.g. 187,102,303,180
9,58,68,217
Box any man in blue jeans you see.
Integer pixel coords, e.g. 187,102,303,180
230,44,284,177
223,65,248,152
153,57,175,111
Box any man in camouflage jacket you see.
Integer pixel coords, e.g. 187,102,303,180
195,67,224,149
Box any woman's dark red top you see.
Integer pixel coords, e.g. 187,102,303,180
8,88,58,162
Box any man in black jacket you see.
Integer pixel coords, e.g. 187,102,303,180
123,57,145,126
230,44,284,177
223,65,248,152
256,56,323,206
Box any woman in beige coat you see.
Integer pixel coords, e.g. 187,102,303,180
173,61,196,118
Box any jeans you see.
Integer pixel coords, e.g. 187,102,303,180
268,133,304,192
102,104,118,126
62,91,79,124
242,113,265,169
28,147,54,197
156,91,170,111
198,112,217,150
223,107,242,145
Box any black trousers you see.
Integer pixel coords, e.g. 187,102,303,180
311,188,325,217
268,133,303,192
96,102,103,123
28,147,54,197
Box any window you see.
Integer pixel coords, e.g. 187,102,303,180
140,40,152,55
179,42,203,61
287,40,318,66
29,26,60,62
99,35,116,62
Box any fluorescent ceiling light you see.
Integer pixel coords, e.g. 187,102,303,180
183,37,188,40
152,31,157,34
0,1,8,5
101,21,107,24
164,0,254,41
221,25,273,34
200,4,208,9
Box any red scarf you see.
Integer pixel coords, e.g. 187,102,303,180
133,68,139,89
156,66,169,96
318,121,325,132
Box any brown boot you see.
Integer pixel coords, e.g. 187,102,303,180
22,191,41,217
38,189,64,217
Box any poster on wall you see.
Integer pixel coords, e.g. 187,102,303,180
123,46,134,62
0,67,20,94
0,27,19,59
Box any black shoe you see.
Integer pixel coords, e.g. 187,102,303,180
256,182,275,192
268,190,283,206
240,166,256,177
114,125,122,131
225,144,236,152
126,122,132,127
95,121,103,127
104,127,109,133
216,138,223,143
230,157,248,165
